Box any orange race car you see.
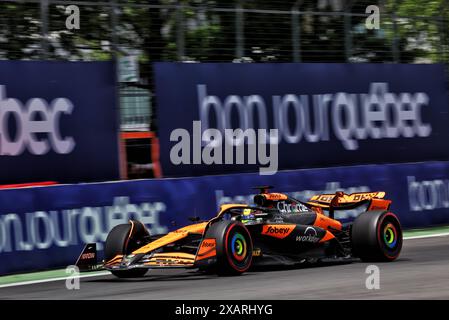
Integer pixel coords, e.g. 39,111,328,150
76,186,403,277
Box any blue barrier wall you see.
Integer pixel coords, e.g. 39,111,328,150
0,60,120,184
154,62,449,177
1,160,449,274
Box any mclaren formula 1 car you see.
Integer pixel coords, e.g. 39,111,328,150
76,187,403,277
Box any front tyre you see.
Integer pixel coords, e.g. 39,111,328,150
351,211,402,262
205,221,253,275
104,220,149,278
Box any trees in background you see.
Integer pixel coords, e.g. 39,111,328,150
0,0,447,75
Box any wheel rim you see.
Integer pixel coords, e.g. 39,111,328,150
225,225,252,272
231,233,248,262
382,222,398,249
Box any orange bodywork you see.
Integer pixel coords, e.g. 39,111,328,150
313,213,342,231
132,222,208,255
105,222,212,268
319,230,336,243
196,238,217,261
368,198,391,211
104,254,123,266
260,193,288,201
216,204,247,216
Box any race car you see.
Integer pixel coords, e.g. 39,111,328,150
76,186,402,277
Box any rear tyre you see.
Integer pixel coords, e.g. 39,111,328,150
104,221,149,278
204,221,253,276
351,211,402,262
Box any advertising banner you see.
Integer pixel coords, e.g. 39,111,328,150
1,160,449,274
154,62,449,177
0,60,120,184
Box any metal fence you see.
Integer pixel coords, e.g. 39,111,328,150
1,0,449,131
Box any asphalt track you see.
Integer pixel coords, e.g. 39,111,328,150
0,236,448,299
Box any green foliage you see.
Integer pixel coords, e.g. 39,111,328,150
0,0,447,77
394,0,449,63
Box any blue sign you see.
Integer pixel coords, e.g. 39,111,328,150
1,160,449,274
154,62,449,177
0,60,119,183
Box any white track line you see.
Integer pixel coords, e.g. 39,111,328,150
403,232,449,240
1,232,448,289
0,271,110,289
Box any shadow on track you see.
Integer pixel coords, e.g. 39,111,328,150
86,258,360,283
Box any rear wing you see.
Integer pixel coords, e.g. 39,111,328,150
309,191,386,206
307,191,389,219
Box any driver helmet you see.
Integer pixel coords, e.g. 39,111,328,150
242,208,255,222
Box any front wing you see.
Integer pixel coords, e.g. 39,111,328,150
76,238,218,272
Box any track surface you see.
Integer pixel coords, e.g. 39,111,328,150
1,236,448,299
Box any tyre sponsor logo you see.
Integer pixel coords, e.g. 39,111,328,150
296,226,320,243
261,224,295,239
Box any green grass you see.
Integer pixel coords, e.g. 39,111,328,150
0,269,107,286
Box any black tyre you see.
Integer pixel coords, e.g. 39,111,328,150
351,211,402,262
204,221,253,275
104,220,149,278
